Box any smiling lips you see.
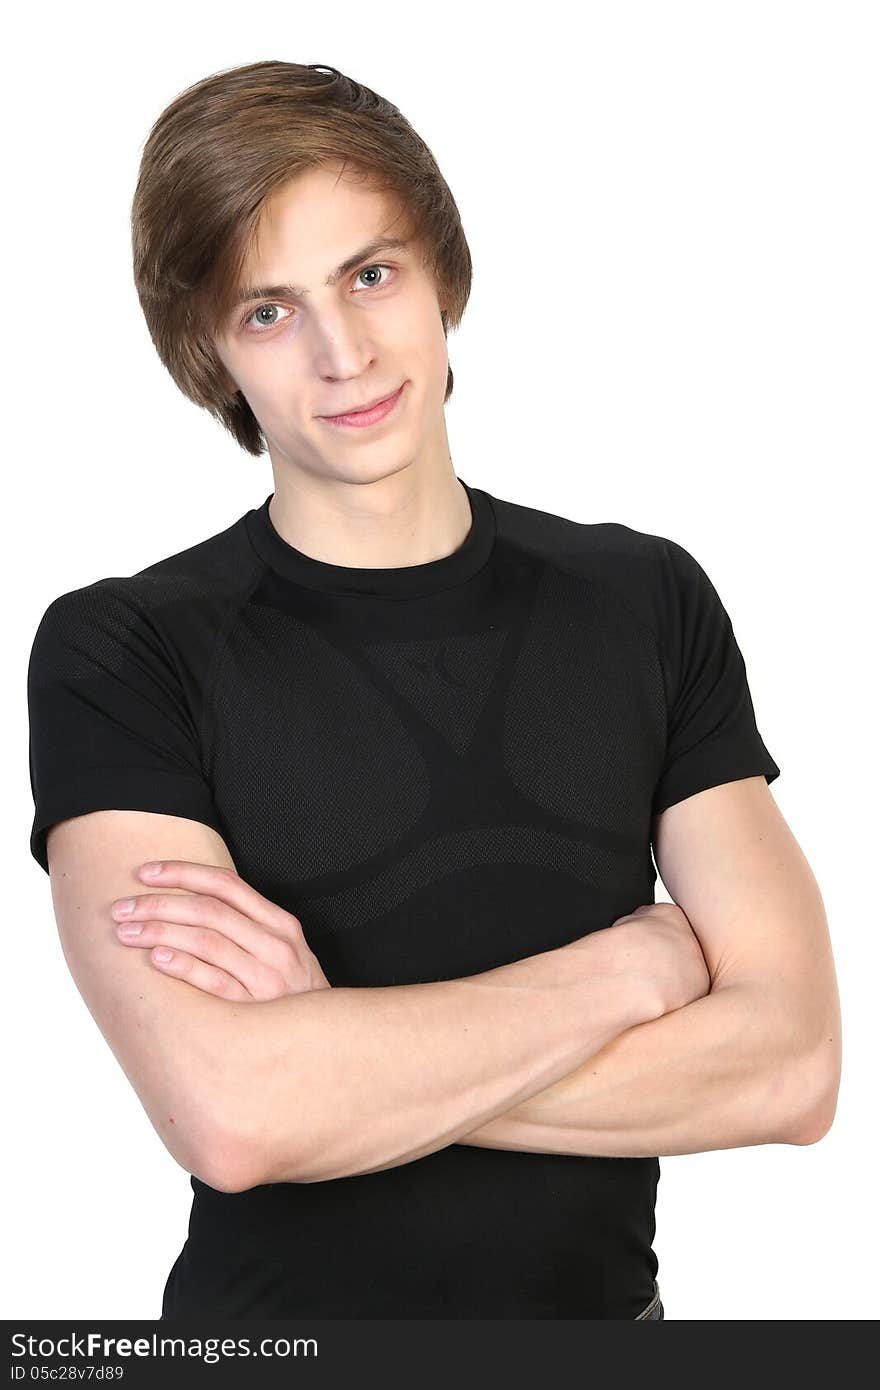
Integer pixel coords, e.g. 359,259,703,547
319,382,406,428
325,386,398,416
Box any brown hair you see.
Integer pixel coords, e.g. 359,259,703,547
130,60,473,457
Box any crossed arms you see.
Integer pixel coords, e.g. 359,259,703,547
457,775,842,1162
46,776,841,1192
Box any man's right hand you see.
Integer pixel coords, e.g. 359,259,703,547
574,902,712,1022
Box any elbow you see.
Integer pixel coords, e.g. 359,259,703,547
195,1109,316,1191
781,996,842,1146
789,1108,836,1147
785,1066,841,1147
191,1119,272,1195
197,1155,261,1195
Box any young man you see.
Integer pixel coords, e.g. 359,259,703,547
27,67,840,1321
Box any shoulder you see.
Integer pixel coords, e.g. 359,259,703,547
30,511,266,673
487,486,678,572
33,511,266,625
485,486,693,638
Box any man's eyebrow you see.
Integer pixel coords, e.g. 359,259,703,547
234,237,410,306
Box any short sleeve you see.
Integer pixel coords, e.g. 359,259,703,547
27,580,226,875
651,538,780,818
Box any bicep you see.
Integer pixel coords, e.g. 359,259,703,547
47,808,243,1191
652,777,839,1049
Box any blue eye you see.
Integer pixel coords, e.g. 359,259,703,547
244,303,294,332
241,263,396,334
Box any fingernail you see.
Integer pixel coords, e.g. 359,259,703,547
154,948,174,962
141,862,163,877
118,923,143,937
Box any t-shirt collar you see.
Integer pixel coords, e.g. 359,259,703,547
245,477,496,599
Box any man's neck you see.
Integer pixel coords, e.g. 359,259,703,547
266,465,473,570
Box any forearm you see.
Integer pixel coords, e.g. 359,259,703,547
226,938,654,1186
454,980,827,1158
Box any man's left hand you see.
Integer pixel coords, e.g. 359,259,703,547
110,860,331,1001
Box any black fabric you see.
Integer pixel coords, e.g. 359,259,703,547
26,477,780,1318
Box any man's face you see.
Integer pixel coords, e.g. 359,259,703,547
213,163,451,487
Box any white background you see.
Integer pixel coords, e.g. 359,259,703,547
5,0,877,1321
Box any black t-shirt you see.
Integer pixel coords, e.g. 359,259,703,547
27,477,780,1318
